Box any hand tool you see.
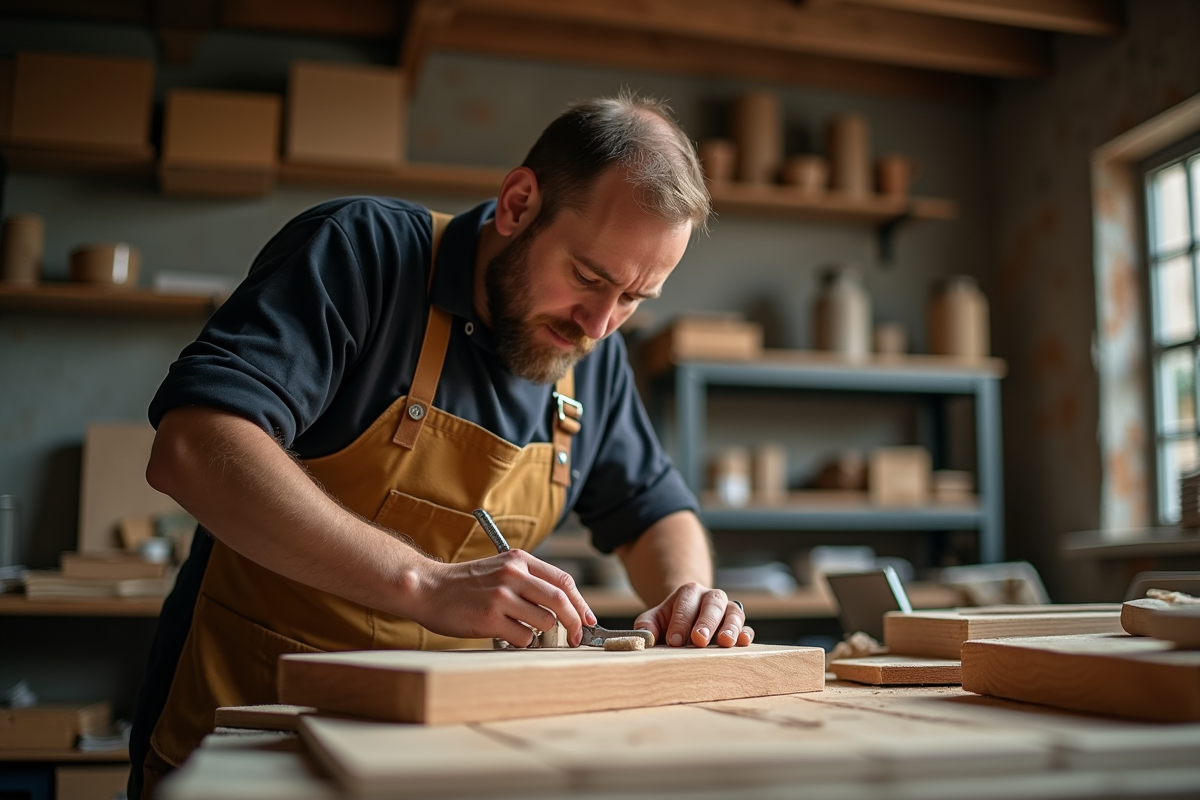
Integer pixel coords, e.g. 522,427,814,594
473,508,655,649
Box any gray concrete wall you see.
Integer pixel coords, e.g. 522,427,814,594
991,0,1200,601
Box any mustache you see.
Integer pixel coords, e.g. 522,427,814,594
535,315,594,349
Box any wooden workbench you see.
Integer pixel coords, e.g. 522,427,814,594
159,680,1200,800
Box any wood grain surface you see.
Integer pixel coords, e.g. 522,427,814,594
961,633,1200,722
278,644,824,725
214,705,315,732
885,606,1124,659
829,655,962,685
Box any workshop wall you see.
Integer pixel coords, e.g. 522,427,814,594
0,18,992,585
991,0,1200,601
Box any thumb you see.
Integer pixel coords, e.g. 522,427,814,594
634,608,662,644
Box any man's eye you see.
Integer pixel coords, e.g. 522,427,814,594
575,269,597,286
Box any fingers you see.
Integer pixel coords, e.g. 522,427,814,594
714,602,748,648
522,553,595,646
689,588,733,647
663,583,704,647
634,605,669,644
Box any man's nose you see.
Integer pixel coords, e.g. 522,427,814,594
573,298,618,341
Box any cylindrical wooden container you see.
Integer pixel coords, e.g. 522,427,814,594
780,155,829,193
69,242,142,288
698,139,737,185
827,113,871,196
752,442,788,505
0,214,46,285
928,275,990,359
814,265,872,359
732,92,782,184
877,153,920,197
712,447,751,507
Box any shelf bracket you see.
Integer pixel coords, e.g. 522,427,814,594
877,210,912,266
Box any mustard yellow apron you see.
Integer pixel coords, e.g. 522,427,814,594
143,211,582,791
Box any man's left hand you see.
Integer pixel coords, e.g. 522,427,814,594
633,582,754,648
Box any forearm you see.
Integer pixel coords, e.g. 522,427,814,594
614,510,713,607
147,406,430,618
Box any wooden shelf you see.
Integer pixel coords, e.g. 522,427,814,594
1062,527,1200,560
1,143,154,179
0,747,128,762
0,595,163,616
582,582,961,619
0,284,217,318
278,160,507,196
709,182,956,224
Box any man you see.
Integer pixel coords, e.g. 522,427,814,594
129,92,752,798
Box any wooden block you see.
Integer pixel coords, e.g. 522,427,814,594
279,644,824,725
299,715,568,797
641,316,763,376
55,765,129,800
868,447,931,507
78,422,183,553
962,633,1200,723
286,61,405,168
0,702,110,749
157,731,337,800
60,551,166,580
885,606,1125,659
829,655,962,685
8,51,153,155
214,705,315,732
1122,597,1173,636
1147,607,1200,648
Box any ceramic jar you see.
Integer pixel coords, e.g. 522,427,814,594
827,113,871,196
732,92,783,184
0,214,45,285
814,264,872,359
928,275,990,359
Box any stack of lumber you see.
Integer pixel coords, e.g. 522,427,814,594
22,551,174,601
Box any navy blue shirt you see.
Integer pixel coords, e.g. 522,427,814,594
149,197,697,551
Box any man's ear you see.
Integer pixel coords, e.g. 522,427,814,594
494,166,542,237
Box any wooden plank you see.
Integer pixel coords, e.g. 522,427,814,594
842,0,1123,36
299,715,567,797
276,160,506,196
0,595,162,616
830,654,962,685
434,11,988,104
214,705,315,732
278,644,824,725
159,732,337,800
457,0,1051,78
885,606,1125,659
0,284,215,318
962,634,1200,723
220,0,398,38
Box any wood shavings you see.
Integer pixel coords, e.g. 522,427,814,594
602,636,645,651
1146,589,1200,606
825,631,886,669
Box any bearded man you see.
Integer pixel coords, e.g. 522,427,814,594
129,92,753,799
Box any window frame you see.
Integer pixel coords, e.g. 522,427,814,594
1142,130,1200,523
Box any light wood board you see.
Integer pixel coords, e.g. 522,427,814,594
829,655,962,685
214,705,315,732
962,634,1200,723
885,606,1124,659
278,644,824,725
1121,598,1172,635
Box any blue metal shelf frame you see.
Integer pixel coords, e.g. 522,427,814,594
649,357,1005,563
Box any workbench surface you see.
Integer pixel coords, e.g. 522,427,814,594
160,680,1200,800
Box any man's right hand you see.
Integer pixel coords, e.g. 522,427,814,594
412,550,596,647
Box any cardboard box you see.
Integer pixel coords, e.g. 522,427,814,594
55,765,129,800
868,447,931,507
641,316,763,376
0,702,110,750
7,51,153,155
160,89,282,197
286,61,405,168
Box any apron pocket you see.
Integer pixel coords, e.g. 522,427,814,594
373,489,541,563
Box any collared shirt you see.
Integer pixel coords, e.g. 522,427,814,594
149,197,698,551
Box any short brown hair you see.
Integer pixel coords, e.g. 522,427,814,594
521,91,711,236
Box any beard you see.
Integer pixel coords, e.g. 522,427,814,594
485,225,597,384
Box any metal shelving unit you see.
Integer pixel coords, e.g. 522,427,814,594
648,350,1007,563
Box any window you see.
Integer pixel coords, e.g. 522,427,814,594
1146,135,1200,522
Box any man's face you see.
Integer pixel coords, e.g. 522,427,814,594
485,169,692,384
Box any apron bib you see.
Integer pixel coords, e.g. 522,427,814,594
145,210,582,781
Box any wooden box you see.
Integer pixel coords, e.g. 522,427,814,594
160,89,282,197
868,446,931,507
6,51,153,155
641,316,763,376
55,765,129,800
0,702,110,750
286,61,405,168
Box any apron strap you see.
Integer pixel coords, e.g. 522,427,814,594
393,211,454,450
551,370,581,488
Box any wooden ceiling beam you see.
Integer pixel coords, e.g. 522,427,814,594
434,12,989,105
456,0,1051,78
839,0,1123,37
220,0,399,39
